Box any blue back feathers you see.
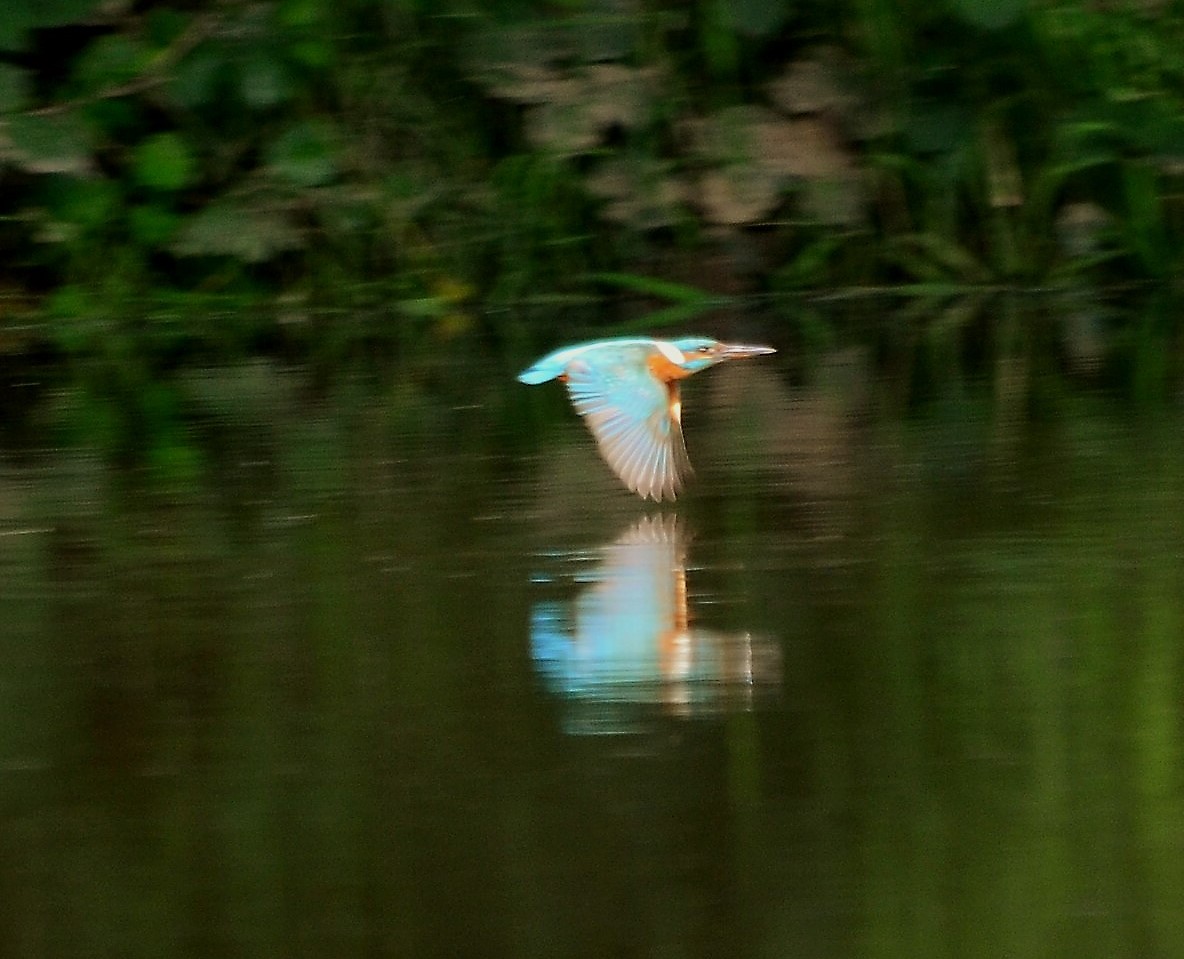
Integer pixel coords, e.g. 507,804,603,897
518,336,730,384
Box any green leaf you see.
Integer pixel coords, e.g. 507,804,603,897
777,234,843,289
1122,164,1167,275
75,34,149,92
0,65,29,111
288,39,333,69
891,234,989,283
44,174,119,227
700,0,740,79
0,0,102,52
726,0,791,38
590,272,717,304
947,0,1027,31
575,0,637,59
148,439,202,489
278,0,324,29
169,46,228,108
906,101,974,155
129,204,180,246
240,53,292,110
266,122,337,187
172,201,303,262
28,0,103,29
147,8,190,47
609,299,721,333
134,133,195,191
45,283,95,319
4,112,93,174
398,297,448,319
84,97,141,138
0,8,33,52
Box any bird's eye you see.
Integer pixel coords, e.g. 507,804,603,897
697,346,711,353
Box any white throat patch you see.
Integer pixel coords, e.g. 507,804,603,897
655,341,685,365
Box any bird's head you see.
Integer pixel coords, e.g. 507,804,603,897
667,337,777,374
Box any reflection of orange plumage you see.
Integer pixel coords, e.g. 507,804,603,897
528,516,781,733
659,556,690,688
519,337,775,500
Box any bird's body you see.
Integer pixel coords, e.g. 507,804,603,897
518,336,775,500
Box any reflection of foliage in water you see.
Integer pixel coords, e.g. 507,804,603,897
1,360,1183,955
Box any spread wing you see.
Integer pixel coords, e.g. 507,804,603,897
563,348,692,501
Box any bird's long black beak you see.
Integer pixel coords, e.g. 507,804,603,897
721,343,777,360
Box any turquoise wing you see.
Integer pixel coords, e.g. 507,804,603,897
563,346,692,501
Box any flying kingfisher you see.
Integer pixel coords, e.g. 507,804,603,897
518,336,776,500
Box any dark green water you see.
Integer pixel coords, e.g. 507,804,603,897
2,351,1183,958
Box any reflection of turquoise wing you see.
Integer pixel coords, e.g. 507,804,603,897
564,347,692,501
527,517,781,735
574,516,682,687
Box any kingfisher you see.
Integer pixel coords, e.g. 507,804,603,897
518,336,776,501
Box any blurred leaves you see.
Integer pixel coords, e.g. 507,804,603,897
44,175,119,233
129,203,180,246
0,66,30,112
75,33,151,91
584,155,687,229
240,53,293,109
169,47,228,108
5,112,93,174
0,0,104,53
724,0,792,39
266,122,337,187
482,62,658,155
948,0,1028,31
172,200,302,263
688,106,863,225
134,133,195,191
0,0,1179,381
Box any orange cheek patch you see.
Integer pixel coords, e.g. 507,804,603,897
647,353,692,382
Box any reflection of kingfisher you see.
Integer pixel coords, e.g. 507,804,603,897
518,337,776,500
530,516,780,734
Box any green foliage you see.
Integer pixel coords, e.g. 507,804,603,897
0,65,29,111
266,122,338,187
948,0,1028,31
0,0,1179,397
6,113,93,175
726,0,793,39
172,199,303,263
0,0,100,52
485,153,598,305
134,133,195,191
590,272,726,330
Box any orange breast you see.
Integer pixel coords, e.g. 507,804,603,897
646,352,691,382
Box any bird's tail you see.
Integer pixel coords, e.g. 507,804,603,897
517,360,563,385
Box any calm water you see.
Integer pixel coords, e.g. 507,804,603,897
2,345,1183,958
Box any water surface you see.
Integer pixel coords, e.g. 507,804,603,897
1,345,1183,958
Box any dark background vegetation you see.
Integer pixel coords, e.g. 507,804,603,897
1,0,1183,400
